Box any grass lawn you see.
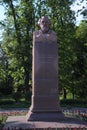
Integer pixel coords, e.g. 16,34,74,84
0,94,30,108
0,94,87,109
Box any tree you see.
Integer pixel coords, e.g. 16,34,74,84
74,21,87,99
46,0,76,99
0,0,34,99
0,0,78,100
0,42,13,94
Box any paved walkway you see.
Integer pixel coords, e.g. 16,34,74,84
4,115,87,129
1,107,87,129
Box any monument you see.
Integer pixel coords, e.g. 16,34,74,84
27,16,64,121
4,16,87,129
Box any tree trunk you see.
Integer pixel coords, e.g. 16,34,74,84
10,0,21,45
24,69,29,93
63,88,67,99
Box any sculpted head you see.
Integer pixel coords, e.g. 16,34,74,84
38,16,50,33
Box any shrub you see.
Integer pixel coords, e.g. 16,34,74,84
12,92,21,102
25,91,32,101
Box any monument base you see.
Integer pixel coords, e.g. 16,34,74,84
4,115,87,129
27,110,65,121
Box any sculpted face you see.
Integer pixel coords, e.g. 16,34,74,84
38,16,50,33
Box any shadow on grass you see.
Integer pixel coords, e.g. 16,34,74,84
0,100,30,108
0,95,87,109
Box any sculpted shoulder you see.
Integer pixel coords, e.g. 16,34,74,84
50,30,57,35
33,30,40,36
50,30,57,37
33,30,57,36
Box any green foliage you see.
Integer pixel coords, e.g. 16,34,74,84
12,91,21,102
46,0,76,98
60,99,87,108
0,94,30,108
0,0,87,100
25,91,32,102
0,0,34,96
71,21,87,99
76,21,87,40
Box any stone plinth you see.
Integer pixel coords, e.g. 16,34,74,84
27,30,64,121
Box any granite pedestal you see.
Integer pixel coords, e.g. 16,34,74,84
27,30,64,121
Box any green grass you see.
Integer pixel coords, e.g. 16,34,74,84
60,92,87,108
0,94,87,109
60,99,87,108
0,101,30,108
0,94,30,108
60,93,75,100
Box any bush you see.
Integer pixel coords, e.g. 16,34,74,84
0,92,3,97
12,92,21,102
25,91,32,101
60,99,87,107
0,100,14,105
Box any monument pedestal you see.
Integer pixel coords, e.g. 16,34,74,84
27,30,64,121
27,112,64,121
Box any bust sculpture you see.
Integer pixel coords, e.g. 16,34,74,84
33,16,57,42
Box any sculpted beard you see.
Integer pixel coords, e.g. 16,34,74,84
42,25,49,32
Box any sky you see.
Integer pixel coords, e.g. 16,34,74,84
71,0,87,24
0,2,85,22
0,6,5,40
0,0,87,40
0,6,5,20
